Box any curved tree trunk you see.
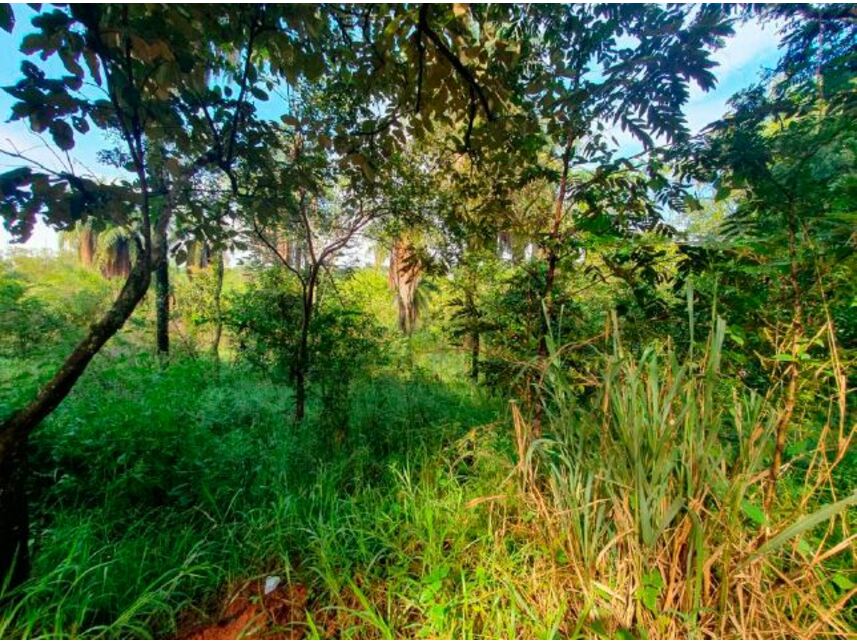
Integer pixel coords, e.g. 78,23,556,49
0,247,151,586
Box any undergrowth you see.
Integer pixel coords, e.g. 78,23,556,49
0,328,854,638
0,347,502,638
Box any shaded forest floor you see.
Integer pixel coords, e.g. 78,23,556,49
2,346,525,638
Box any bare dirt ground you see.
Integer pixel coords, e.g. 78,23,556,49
178,579,309,640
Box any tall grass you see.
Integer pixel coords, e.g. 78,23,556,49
1,322,852,638
514,315,856,637
0,346,504,638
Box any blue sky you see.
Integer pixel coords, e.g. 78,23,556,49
0,8,783,252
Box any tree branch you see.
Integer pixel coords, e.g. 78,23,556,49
418,5,494,121
250,214,307,286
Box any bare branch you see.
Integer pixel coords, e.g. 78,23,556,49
0,145,67,178
250,214,307,286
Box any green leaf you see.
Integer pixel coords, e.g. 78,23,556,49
637,585,659,611
773,353,796,362
741,500,766,526
796,538,813,557
637,569,664,612
728,329,744,346
831,573,855,591
424,565,450,584
714,184,731,201
642,569,664,590
748,490,857,564
49,121,75,151
0,3,13,33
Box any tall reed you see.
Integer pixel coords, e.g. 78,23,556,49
514,313,855,637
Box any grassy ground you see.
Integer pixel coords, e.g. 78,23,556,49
1,345,511,638
1,335,854,638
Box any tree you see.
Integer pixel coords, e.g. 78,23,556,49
246,129,385,421
60,220,133,278
388,236,425,336
0,3,327,586
210,250,225,359
500,4,735,432
679,5,856,502
60,221,96,267
375,5,735,430
0,1,744,587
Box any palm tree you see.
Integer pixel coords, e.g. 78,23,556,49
184,239,210,280
388,237,424,335
98,226,133,279
60,222,134,279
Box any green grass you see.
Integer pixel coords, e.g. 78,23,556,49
1,343,509,638
3,328,852,638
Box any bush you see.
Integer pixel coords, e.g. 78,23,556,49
0,264,62,358
225,267,392,423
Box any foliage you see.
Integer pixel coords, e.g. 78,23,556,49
0,343,500,638
0,251,115,415
0,4,854,640
1,309,852,638
225,267,391,422
169,262,243,354
515,317,855,637
0,261,63,358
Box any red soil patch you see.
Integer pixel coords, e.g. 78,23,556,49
179,579,308,640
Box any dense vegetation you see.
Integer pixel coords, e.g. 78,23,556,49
0,3,854,639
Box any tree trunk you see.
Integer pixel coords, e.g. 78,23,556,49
294,366,306,422
155,228,170,355
294,272,316,423
537,143,572,360
470,329,480,381
767,212,804,506
0,432,29,590
0,247,151,586
464,284,480,381
294,311,310,422
186,241,210,282
389,238,422,335
211,251,224,359
79,225,96,267
103,236,132,279
533,141,572,437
